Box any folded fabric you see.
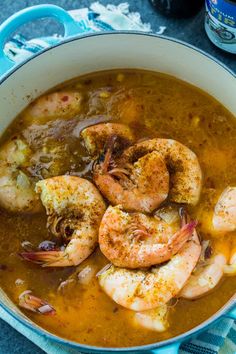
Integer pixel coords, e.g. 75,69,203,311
4,2,166,65
0,2,235,353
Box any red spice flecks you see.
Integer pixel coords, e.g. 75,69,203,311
61,95,69,102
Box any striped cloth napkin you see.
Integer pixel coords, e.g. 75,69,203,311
1,2,235,353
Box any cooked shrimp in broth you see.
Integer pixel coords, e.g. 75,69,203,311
94,141,169,213
99,205,195,268
0,69,235,348
0,139,41,213
213,187,236,232
22,90,83,124
121,138,202,205
21,176,106,266
81,123,134,156
180,240,230,299
99,211,201,311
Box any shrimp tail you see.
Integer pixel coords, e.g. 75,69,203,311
176,221,197,241
167,221,197,256
19,290,56,315
99,135,117,173
20,250,66,267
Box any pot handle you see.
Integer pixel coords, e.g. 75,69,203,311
151,342,180,353
0,4,84,77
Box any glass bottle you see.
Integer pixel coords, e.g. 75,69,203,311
149,0,204,18
205,0,236,54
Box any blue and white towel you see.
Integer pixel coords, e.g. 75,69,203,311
1,2,236,353
4,2,165,64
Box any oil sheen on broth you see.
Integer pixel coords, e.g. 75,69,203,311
0,70,235,347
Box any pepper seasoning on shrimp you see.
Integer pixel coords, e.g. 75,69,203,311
94,137,169,213
94,138,202,213
21,176,106,267
81,123,134,156
99,205,195,268
120,138,203,205
98,210,201,311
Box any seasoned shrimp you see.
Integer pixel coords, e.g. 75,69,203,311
23,90,82,124
21,176,106,267
121,138,202,205
133,306,169,332
0,139,41,213
81,123,134,156
180,240,230,299
98,211,201,311
212,188,236,274
94,140,169,213
99,205,194,268
213,187,236,232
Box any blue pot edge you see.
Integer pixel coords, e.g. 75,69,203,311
0,31,235,85
0,293,235,352
0,30,235,352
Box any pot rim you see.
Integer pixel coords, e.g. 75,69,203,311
0,294,235,352
0,31,235,86
0,30,235,352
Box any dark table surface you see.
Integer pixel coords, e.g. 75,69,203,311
0,1,235,353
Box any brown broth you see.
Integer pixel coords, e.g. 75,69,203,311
0,70,235,347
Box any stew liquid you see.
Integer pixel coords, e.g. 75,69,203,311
0,70,235,347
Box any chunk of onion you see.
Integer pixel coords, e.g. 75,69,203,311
96,263,112,277
38,304,55,314
155,206,179,225
16,171,31,188
78,265,96,285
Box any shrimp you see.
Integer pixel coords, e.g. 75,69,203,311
213,187,236,232
20,176,106,267
94,140,169,213
23,90,82,124
212,188,236,275
19,290,56,315
98,211,201,311
120,138,202,205
99,205,195,268
180,240,230,299
133,305,169,332
0,138,41,213
81,123,134,156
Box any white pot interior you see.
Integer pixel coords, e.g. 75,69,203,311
0,33,235,137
